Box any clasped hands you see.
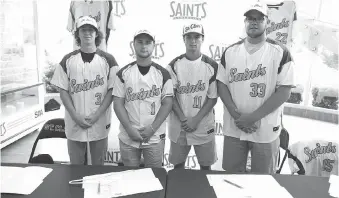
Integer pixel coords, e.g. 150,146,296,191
181,117,199,132
74,113,100,129
234,109,259,134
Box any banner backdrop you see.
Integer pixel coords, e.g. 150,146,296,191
91,0,295,171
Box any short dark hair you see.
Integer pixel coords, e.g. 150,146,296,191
74,28,103,47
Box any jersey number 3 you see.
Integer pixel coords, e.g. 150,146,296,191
95,93,102,105
250,83,266,98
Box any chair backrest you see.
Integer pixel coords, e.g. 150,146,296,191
29,118,67,163
288,140,338,177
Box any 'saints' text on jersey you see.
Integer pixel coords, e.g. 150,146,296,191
126,85,160,102
70,75,104,94
229,64,266,83
176,80,205,94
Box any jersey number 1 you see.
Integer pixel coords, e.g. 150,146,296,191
151,102,156,115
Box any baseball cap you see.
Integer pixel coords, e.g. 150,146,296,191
244,1,268,16
183,23,204,36
133,29,155,41
76,16,98,30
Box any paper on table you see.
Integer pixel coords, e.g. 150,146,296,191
82,168,163,198
329,175,339,198
207,174,294,198
1,166,52,195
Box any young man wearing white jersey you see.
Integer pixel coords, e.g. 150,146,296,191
217,1,295,173
113,30,173,168
51,16,119,165
167,23,218,170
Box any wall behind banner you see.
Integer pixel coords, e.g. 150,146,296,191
104,0,253,171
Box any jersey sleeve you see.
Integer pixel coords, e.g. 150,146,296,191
216,51,228,86
67,1,75,33
161,72,174,100
112,70,125,98
277,49,296,88
165,64,178,89
50,64,69,91
207,63,218,99
107,56,119,90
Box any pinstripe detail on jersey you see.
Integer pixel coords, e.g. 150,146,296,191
116,61,136,83
220,39,245,69
266,38,293,74
151,62,171,88
201,54,218,84
60,49,81,74
168,54,186,75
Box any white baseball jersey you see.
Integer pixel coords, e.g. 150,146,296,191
166,54,218,145
113,62,173,148
266,1,297,48
50,49,119,142
67,0,114,51
216,38,295,143
288,140,338,177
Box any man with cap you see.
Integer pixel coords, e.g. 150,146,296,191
166,23,218,170
50,16,119,165
216,0,295,173
113,30,173,168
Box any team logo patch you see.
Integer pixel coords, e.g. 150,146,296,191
160,134,166,139
207,128,214,134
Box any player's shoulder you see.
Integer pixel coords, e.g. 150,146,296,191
168,54,186,67
96,49,119,67
201,54,218,68
116,61,136,78
220,39,245,68
266,38,292,57
60,50,81,65
225,39,245,53
151,62,171,79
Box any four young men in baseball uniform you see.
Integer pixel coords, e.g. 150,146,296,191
52,1,295,172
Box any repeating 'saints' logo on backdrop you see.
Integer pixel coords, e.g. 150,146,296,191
129,40,165,60
113,0,126,18
105,149,121,164
209,43,229,62
169,0,207,20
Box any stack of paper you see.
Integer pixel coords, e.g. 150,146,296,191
329,175,339,198
80,168,163,198
1,166,53,195
206,174,294,198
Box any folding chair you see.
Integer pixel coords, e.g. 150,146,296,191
28,118,67,164
276,113,293,174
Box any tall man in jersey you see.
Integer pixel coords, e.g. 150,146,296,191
51,16,119,165
217,1,295,173
166,23,218,170
113,30,173,168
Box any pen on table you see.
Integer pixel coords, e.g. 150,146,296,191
223,179,243,189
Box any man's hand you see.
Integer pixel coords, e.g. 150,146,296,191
234,113,259,133
85,112,100,125
74,114,92,129
182,117,199,132
139,125,155,143
127,127,143,142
